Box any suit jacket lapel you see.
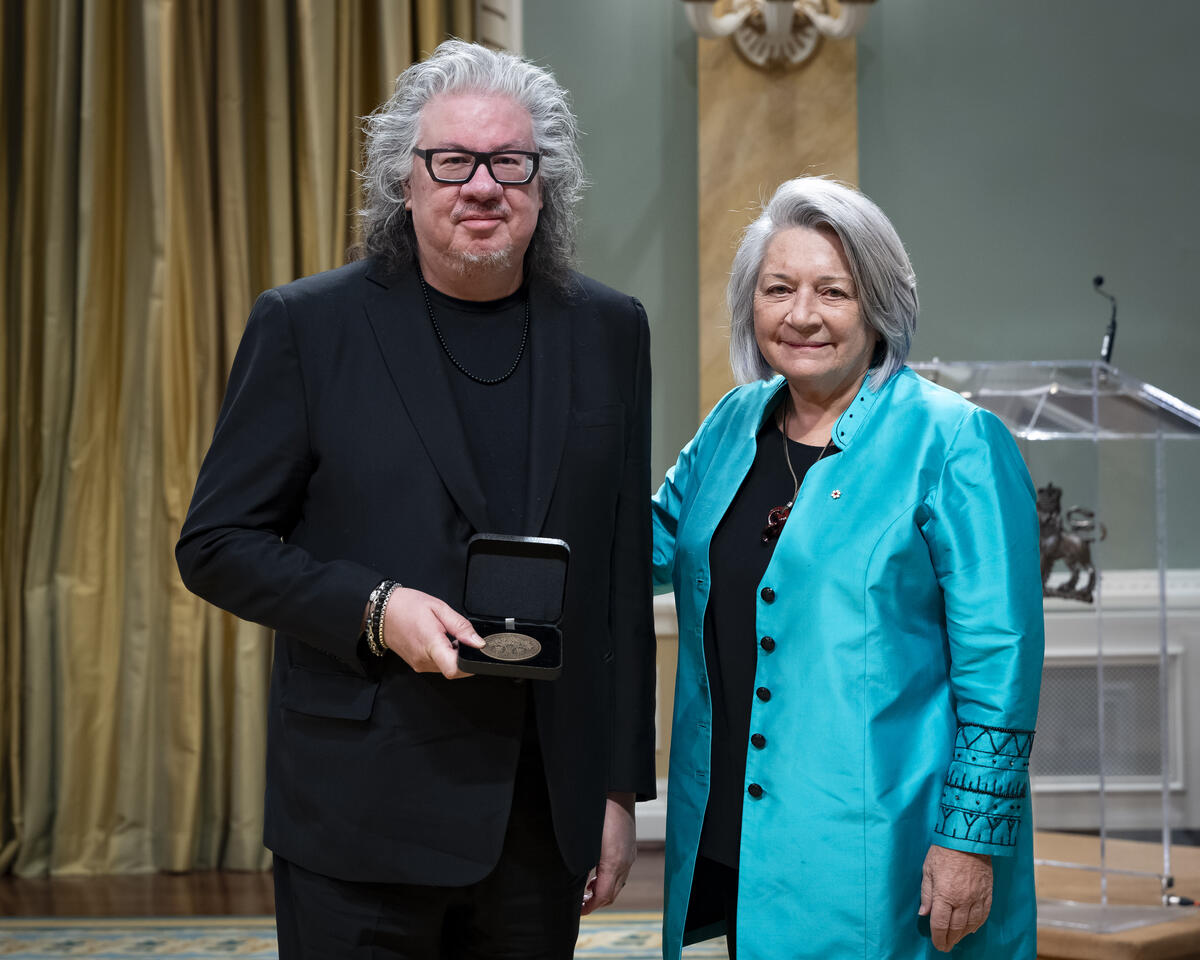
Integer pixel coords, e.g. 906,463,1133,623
523,278,571,535
363,264,495,533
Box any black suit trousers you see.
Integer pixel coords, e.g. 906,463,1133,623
274,704,588,960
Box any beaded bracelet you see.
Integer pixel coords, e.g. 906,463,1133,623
367,582,386,656
372,581,400,657
366,579,398,657
364,582,384,655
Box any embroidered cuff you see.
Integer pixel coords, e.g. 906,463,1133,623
933,722,1034,854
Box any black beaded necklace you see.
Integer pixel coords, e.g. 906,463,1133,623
417,268,530,386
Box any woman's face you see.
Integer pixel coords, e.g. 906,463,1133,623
753,226,879,398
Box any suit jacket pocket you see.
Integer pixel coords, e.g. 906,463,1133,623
570,403,624,428
281,666,380,720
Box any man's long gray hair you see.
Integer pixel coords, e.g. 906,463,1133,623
728,177,918,391
360,40,586,291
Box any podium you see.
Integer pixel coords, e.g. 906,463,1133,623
911,360,1200,934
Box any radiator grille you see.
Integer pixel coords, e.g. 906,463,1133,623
1031,657,1178,787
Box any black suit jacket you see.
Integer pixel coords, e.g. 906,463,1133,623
176,257,656,884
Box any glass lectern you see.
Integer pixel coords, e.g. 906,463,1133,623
911,360,1200,933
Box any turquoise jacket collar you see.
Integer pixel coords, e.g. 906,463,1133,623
754,370,885,448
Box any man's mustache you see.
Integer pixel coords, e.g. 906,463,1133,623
452,203,507,221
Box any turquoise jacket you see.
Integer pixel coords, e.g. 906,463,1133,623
653,368,1044,960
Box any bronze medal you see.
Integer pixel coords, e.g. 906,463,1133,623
480,631,542,662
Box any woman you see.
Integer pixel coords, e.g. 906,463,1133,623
653,178,1043,959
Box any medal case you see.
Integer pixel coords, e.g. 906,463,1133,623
457,533,569,680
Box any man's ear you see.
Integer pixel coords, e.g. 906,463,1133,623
402,179,413,211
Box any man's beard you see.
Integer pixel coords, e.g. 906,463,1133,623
446,201,520,276
449,246,514,275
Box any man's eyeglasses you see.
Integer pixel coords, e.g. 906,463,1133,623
413,148,541,185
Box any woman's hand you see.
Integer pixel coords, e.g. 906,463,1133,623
918,844,993,952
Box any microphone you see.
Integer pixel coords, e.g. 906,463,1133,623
1093,275,1117,364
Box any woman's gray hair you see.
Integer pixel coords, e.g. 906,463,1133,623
360,40,586,290
728,177,918,391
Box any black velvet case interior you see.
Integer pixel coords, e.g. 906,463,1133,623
458,534,569,680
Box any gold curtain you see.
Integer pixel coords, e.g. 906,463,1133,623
1,0,472,877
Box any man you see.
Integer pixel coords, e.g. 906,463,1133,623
176,40,655,959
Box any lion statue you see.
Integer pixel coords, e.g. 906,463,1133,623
1037,482,1106,603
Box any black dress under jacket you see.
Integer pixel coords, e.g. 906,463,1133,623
175,256,656,885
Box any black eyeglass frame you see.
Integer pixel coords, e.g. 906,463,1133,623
412,148,541,185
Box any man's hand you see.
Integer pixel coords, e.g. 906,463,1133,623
581,792,636,916
918,844,993,952
380,587,484,679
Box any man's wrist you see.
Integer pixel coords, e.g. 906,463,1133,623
365,580,399,657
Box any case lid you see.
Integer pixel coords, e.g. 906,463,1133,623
463,534,570,623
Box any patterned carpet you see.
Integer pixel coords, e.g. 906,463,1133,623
0,917,279,958
0,912,728,959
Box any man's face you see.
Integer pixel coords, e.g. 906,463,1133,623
406,93,543,293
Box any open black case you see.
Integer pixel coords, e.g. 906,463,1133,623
457,533,569,680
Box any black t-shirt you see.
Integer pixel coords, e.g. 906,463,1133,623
425,282,531,534
699,411,838,867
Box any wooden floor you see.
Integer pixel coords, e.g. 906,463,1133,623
0,844,667,918
1033,832,1200,960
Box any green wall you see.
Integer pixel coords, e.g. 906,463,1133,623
523,0,699,486
858,1,1200,567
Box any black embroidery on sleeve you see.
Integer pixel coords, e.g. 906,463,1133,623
934,722,1035,849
